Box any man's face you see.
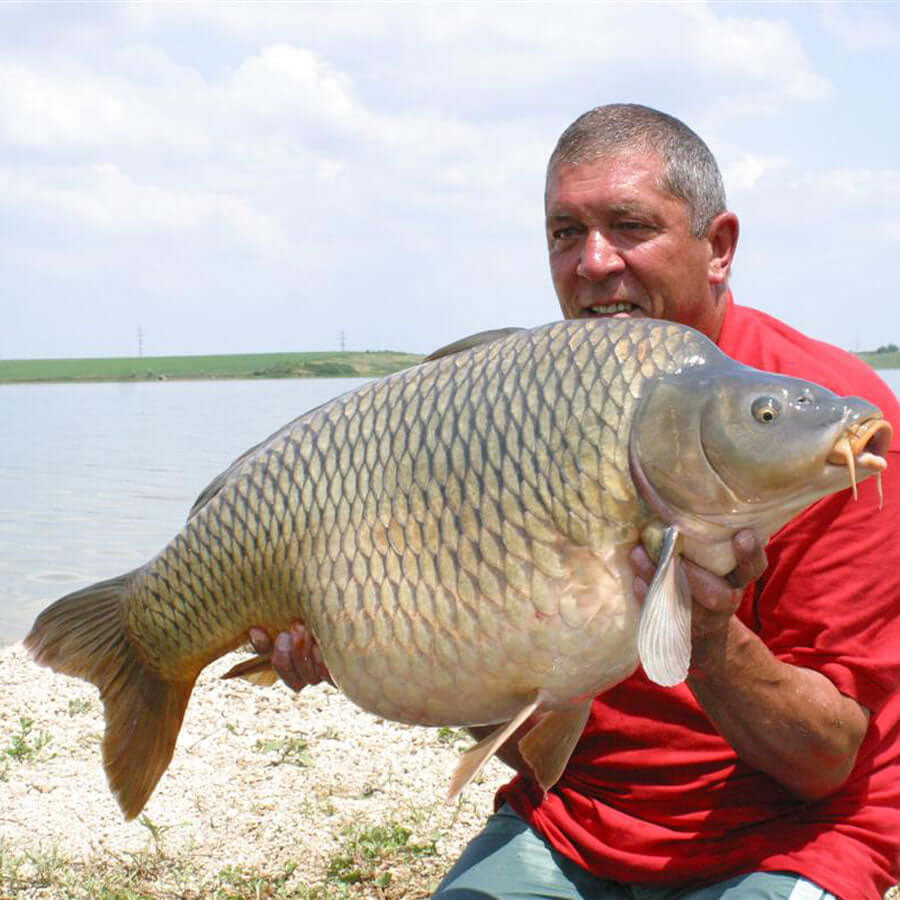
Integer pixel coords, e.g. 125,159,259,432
545,151,729,339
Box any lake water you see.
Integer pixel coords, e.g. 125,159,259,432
0,377,369,645
2,370,899,646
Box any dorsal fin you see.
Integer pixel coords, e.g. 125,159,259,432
187,402,329,520
425,327,525,362
188,438,268,519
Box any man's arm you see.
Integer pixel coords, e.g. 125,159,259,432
631,532,870,800
467,529,871,791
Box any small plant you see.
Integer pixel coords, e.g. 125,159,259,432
67,697,93,716
253,736,311,767
138,814,172,854
3,717,52,762
216,861,298,898
0,838,25,890
326,821,438,887
23,845,66,889
436,726,469,745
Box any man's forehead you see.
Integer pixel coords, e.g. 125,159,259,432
544,154,671,216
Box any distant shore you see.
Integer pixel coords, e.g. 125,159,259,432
855,350,900,371
1,348,897,385
0,350,424,385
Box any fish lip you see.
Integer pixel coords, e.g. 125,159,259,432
825,417,892,471
824,415,891,503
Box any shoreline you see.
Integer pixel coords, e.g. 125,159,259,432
0,351,424,386
1,351,897,387
0,642,504,898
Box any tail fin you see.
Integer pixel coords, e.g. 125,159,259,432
24,571,195,820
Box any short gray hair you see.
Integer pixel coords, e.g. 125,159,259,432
547,104,726,237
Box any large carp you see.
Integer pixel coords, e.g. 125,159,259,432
25,318,891,820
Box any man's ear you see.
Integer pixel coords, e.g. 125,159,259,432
706,212,739,286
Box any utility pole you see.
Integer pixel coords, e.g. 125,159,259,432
138,326,144,358
340,330,346,352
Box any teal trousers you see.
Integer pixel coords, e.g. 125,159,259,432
433,805,836,900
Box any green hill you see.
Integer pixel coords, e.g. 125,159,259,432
0,350,424,384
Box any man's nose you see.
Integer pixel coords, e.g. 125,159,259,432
576,230,625,280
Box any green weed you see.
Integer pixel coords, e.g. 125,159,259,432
3,716,52,761
67,697,93,716
326,821,438,888
138,814,172,854
216,861,298,899
253,736,311,767
436,726,469,745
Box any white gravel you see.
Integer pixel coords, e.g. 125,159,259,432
0,641,507,897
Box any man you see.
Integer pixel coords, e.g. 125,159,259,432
252,105,900,898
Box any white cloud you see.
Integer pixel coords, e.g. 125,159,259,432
723,153,790,192
0,58,208,152
114,2,830,118
4,1,896,358
819,1,900,51
228,45,359,131
0,163,286,255
813,168,900,204
674,5,829,103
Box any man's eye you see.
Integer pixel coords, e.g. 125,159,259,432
552,226,581,240
616,221,648,231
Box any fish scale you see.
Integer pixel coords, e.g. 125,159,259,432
27,316,890,820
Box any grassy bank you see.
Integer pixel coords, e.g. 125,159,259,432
0,351,424,385
2,346,897,387
858,350,900,370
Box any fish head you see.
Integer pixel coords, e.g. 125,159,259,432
630,362,893,562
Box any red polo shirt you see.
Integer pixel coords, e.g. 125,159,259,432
499,301,900,900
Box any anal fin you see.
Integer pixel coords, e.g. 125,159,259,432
221,653,280,686
447,690,544,799
517,700,592,793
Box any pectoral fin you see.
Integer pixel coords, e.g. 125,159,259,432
448,690,544,800
637,525,692,687
221,653,280,686
518,700,592,793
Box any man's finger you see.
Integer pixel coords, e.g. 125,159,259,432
273,630,307,691
630,545,656,584
248,626,273,654
726,529,767,589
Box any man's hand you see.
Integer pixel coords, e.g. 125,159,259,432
248,622,333,691
630,528,767,668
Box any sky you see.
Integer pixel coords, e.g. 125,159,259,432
2,1,899,360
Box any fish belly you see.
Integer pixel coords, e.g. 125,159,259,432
308,536,642,727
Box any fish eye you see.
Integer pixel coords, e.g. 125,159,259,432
751,396,782,423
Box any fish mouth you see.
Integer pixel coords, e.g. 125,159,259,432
826,416,893,502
